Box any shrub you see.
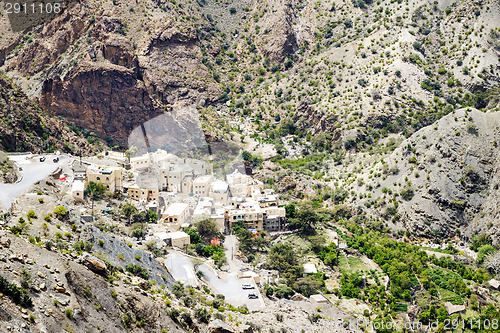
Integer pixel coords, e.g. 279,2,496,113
169,308,180,320
194,307,211,323
54,206,68,219
27,210,37,220
274,286,295,299
65,309,73,319
123,312,132,327
400,187,414,201
0,275,32,307
125,264,149,280
180,312,193,326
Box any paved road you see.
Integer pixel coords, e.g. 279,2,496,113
165,252,264,311
0,154,68,209
165,252,199,287
224,235,241,274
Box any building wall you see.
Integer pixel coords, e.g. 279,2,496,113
131,156,150,170
72,190,84,202
209,191,228,205
87,168,123,192
162,206,189,225
171,236,190,248
227,210,263,230
88,173,116,192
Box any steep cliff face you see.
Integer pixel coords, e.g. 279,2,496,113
2,0,221,143
40,62,160,140
138,19,220,109
7,2,89,77
254,0,298,62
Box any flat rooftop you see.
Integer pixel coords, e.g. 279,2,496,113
164,202,189,216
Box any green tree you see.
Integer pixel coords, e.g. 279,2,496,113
121,203,138,224
54,206,68,219
292,274,325,297
195,218,218,243
267,243,301,276
85,181,107,198
146,210,158,223
288,204,319,235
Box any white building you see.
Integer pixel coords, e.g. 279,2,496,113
193,175,212,197
130,155,151,171
161,202,190,227
209,180,229,205
155,231,190,248
226,169,263,197
72,180,85,202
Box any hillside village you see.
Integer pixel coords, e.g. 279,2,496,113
1,0,500,329
69,149,286,248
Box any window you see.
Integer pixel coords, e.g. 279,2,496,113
96,177,100,180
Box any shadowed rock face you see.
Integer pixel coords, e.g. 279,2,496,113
255,0,298,62
40,63,161,142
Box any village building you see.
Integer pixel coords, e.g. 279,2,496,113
209,180,230,205
71,180,85,202
161,202,190,227
193,175,212,197
226,201,264,230
155,231,190,248
87,166,123,192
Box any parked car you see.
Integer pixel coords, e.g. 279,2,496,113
39,156,46,162
53,157,59,163
242,284,254,290
248,293,258,299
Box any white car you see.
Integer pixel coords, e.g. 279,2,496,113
242,284,255,290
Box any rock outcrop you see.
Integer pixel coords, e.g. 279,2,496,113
40,62,161,140
255,0,297,62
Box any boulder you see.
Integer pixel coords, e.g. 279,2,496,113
0,237,11,248
80,254,108,277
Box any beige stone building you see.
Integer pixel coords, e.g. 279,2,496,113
209,180,229,205
193,175,212,197
71,180,85,202
161,202,190,227
226,201,264,230
156,231,191,248
87,166,123,192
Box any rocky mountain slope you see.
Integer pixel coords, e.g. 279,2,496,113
0,75,92,154
2,0,498,145
1,0,500,257
337,107,500,243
